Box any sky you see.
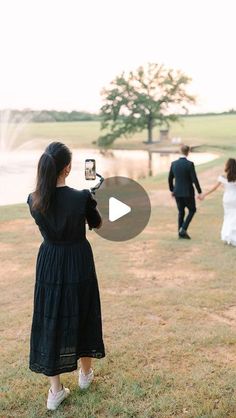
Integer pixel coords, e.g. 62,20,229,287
0,0,235,113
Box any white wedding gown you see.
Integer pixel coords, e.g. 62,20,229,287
218,175,236,246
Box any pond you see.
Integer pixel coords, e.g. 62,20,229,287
0,148,218,206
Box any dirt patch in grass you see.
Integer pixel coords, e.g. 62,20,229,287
104,286,140,296
129,267,215,289
206,311,235,327
0,218,33,232
200,165,223,186
205,345,236,366
222,305,236,321
207,306,236,328
0,242,14,252
149,190,175,207
0,259,34,282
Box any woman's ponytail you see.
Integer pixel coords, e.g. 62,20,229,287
225,158,236,182
31,142,72,214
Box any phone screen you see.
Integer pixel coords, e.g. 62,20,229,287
85,159,96,180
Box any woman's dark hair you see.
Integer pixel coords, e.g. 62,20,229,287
32,142,72,214
225,158,236,182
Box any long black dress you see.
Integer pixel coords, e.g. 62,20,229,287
27,186,105,376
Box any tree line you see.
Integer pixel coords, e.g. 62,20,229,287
2,107,235,124
0,109,236,122
0,109,101,123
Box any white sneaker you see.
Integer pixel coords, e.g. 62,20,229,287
78,368,94,389
47,385,70,411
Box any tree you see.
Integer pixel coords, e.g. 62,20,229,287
98,63,195,146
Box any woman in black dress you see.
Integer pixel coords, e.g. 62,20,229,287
27,142,105,410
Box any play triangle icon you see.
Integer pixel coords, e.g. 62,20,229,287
109,197,131,222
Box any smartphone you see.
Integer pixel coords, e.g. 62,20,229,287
85,159,96,180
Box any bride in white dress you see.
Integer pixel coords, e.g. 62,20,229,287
202,158,236,246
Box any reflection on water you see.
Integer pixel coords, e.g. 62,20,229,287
0,148,218,206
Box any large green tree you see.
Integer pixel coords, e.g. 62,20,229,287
98,63,195,146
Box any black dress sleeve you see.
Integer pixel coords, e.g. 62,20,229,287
85,190,102,229
26,193,39,223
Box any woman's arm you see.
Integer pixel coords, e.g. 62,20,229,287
85,190,103,229
202,182,221,199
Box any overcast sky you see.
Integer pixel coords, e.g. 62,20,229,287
0,0,235,113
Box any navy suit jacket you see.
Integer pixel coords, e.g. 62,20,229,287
168,157,202,197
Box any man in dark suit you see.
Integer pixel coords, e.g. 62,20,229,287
168,144,203,239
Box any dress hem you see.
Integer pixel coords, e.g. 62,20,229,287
29,351,105,376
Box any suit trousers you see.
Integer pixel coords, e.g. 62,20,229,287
175,196,196,231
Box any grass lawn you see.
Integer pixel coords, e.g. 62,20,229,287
9,114,236,152
1,153,236,417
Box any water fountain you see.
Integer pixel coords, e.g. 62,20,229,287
0,110,43,205
0,109,37,153
0,109,40,170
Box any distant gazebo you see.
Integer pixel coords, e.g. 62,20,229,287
159,129,169,141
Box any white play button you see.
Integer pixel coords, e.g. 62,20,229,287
109,197,131,222
94,176,151,241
